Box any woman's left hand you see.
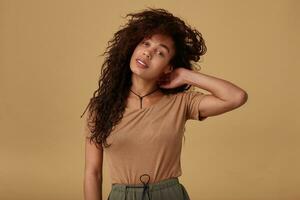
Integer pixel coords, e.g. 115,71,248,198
157,67,188,89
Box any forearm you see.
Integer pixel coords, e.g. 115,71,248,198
84,173,103,200
182,69,247,102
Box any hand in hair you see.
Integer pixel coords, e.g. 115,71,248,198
157,67,188,89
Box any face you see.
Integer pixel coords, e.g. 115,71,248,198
129,33,175,81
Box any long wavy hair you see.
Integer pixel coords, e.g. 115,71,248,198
80,7,207,149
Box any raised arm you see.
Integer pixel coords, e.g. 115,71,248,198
181,68,248,119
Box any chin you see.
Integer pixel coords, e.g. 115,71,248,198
130,66,144,77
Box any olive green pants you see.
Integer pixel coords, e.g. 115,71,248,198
107,176,190,200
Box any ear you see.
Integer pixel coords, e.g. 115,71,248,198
164,64,173,74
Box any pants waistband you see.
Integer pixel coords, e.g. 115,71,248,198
111,175,180,192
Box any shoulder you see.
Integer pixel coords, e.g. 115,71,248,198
177,90,207,121
163,90,206,109
171,90,206,101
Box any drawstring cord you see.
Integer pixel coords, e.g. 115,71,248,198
123,173,152,200
140,174,151,200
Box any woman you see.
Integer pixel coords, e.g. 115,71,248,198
82,7,248,200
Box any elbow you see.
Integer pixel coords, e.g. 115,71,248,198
233,91,248,107
85,169,103,181
227,90,248,108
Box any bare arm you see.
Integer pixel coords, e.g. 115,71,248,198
83,112,103,200
181,68,248,118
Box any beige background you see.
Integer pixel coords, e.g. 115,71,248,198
1,0,299,199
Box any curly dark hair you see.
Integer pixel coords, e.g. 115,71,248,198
80,7,207,149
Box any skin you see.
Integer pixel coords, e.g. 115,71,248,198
84,111,103,200
128,33,176,108
128,33,248,116
83,33,248,200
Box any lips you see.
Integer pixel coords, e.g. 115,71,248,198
136,58,148,68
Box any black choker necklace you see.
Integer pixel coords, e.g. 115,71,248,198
129,88,160,109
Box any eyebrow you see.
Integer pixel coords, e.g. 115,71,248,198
145,38,170,54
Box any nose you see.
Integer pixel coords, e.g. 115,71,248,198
143,50,151,59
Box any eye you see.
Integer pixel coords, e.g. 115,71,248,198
141,40,165,57
142,41,149,46
157,51,164,57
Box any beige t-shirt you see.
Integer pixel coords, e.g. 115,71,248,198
101,90,207,184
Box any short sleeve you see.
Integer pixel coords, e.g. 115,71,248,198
183,91,207,121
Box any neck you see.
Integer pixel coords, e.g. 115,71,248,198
130,75,162,97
